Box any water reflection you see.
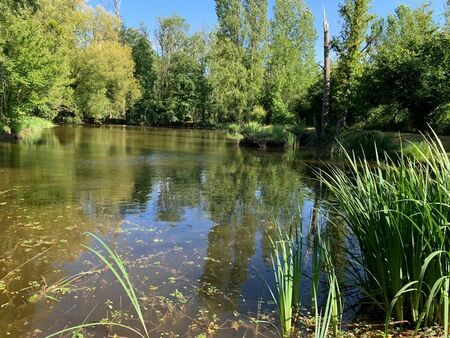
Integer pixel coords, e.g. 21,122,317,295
0,126,330,337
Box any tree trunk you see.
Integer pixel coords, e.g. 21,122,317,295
319,8,331,140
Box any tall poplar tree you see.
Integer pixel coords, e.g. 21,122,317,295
332,0,373,129
210,0,248,123
446,0,450,32
243,0,268,112
266,0,317,124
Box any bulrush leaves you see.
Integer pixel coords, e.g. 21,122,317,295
320,131,450,332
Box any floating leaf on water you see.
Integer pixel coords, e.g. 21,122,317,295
28,294,40,303
203,257,220,263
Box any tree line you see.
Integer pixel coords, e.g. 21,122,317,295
0,0,449,134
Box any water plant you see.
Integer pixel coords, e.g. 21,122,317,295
270,223,303,337
240,123,291,148
45,232,150,338
320,132,450,330
311,226,342,338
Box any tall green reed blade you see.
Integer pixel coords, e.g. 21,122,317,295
45,232,150,338
312,225,342,338
290,221,303,313
81,232,150,338
270,222,303,337
45,322,146,338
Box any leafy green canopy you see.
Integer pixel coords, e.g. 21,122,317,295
362,5,450,132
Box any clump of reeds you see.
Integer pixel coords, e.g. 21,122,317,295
319,132,450,333
312,228,342,338
270,224,303,337
330,130,396,160
269,218,342,337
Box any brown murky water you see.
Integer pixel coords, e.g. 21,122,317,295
0,126,340,337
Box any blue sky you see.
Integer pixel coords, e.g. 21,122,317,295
91,0,446,61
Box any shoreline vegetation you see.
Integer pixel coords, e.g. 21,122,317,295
0,116,54,141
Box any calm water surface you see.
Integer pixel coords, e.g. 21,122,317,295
0,126,344,337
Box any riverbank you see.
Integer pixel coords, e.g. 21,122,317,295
0,116,54,141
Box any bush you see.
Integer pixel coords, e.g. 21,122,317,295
0,121,11,134
249,105,267,123
59,116,82,125
363,104,410,132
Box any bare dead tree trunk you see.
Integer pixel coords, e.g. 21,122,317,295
446,0,450,32
113,0,121,17
104,0,121,17
319,7,331,140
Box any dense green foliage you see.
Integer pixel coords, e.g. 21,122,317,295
332,2,450,133
0,0,449,136
331,0,373,128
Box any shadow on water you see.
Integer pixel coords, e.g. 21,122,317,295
0,126,355,337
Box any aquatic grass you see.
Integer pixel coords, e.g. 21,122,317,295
320,131,450,329
402,140,433,161
385,250,450,337
46,232,150,338
312,226,342,338
45,322,146,338
270,223,303,337
10,116,54,134
81,232,150,338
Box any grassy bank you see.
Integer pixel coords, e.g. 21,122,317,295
1,116,54,140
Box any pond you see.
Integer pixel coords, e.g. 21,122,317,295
0,126,352,337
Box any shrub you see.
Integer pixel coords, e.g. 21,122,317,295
363,104,410,132
249,105,267,123
0,121,11,134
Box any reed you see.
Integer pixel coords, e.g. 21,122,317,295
319,132,450,329
270,224,303,337
45,232,150,338
312,227,342,338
